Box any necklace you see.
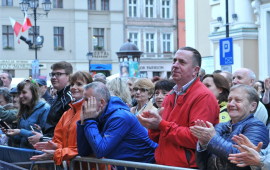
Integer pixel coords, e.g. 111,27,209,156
135,103,148,115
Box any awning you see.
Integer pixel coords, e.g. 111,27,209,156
91,64,112,70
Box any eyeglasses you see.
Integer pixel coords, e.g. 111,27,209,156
24,78,36,85
133,87,149,93
49,72,68,78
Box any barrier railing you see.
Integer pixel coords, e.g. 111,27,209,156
70,156,199,170
13,160,68,170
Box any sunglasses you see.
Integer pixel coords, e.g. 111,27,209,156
133,87,149,93
49,72,68,78
24,78,37,85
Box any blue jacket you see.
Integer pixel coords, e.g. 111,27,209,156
196,114,269,170
10,100,50,149
77,96,158,163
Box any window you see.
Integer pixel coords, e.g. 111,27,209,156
161,0,170,18
88,0,96,10
54,27,64,50
129,32,138,46
53,0,63,8
2,25,14,50
128,0,137,17
145,33,155,53
29,26,40,49
2,0,12,6
162,33,171,52
101,0,109,11
145,0,154,18
93,28,104,51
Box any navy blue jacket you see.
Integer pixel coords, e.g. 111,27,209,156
196,114,269,170
41,90,53,105
10,100,50,149
77,96,158,163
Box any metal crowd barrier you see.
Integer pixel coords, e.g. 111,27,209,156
70,156,199,170
13,160,68,170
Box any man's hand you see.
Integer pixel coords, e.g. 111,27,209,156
190,119,216,145
232,134,261,153
83,97,102,119
33,141,58,151
5,129,20,136
30,150,55,161
228,144,261,167
137,110,162,129
28,131,43,145
264,77,270,92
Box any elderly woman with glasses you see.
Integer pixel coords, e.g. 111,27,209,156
190,85,269,170
131,78,157,115
1,79,50,149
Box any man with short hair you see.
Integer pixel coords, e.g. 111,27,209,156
93,73,106,82
137,47,220,168
77,82,157,165
232,68,268,124
220,71,233,87
35,78,53,105
0,72,12,89
28,61,73,144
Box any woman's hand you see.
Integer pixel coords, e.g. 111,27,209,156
232,134,261,152
30,150,55,160
33,140,58,151
28,131,43,145
190,119,216,145
5,129,20,136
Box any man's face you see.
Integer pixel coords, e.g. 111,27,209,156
50,69,69,91
232,69,253,86
39,85,47,96
0,73,11,88
171,50,199,85
83,88,104,117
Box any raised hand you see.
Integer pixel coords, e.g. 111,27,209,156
232,134,261,152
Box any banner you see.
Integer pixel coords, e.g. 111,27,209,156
129,61,139,77
119,61,129,78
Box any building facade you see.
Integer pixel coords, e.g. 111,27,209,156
0,0,124,79
124,0,180,79
185,0,270,80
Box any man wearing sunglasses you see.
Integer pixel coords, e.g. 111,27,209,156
28,61,73,144
137,47,220,168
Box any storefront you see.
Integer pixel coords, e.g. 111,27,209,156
90,64,112,77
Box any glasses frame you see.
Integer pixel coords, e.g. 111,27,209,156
49,72,68,78
133,87,149,93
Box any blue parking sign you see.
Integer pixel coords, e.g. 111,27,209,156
220,37,233,65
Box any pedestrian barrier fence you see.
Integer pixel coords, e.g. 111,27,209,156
70,156,200,170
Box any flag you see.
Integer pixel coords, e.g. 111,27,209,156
22,11,32,32
9,17,22,43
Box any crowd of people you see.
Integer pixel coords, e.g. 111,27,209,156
0,46,270,170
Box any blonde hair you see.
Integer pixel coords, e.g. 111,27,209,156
106,77,132,104
133,78,155,95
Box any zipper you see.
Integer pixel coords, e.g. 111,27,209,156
214,156,218,170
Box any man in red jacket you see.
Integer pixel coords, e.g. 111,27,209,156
137,47,220,168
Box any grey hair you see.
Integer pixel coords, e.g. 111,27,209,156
93,73,106,81
84,82,111,103
0,87,12,103
1,71,13,81
247,69,256,87
106,77,131,104
221,71,233,85
230,84,259,113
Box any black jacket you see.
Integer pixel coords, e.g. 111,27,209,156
42,90,54,105
43,85,72,137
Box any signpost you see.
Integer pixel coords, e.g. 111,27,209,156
220,37,233,72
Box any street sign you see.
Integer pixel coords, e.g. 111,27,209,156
220,37,233,65
221,65,232,73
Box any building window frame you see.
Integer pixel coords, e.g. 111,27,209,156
161,0,171,19
2,25,14,50
88,0,96,10
2,0,13,6
161,32,173,53
53,0,63,8
101,0,109,11
128,0,138,17
144,32,156,53
93,28,105,51
144,0,155,18
128,31,140,48
54,27,64,50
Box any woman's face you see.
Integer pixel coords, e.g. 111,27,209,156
19,84,33,107
227,88,256,124
70,79,86,101
155,89,169,108
127,79,134,97
255,82,263,92
12,94,20,109
134,86,152,104
0,94,8,106
202,77,222,100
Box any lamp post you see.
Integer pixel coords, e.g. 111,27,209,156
19,0,51,60
86,51,93,74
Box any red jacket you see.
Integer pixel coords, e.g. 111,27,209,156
149,78,219,168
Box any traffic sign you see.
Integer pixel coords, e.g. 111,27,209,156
220,37,233,65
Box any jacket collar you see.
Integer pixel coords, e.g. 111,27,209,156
57,85,70,96
227,114,254,130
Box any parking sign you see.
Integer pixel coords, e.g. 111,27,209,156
220,37,233,65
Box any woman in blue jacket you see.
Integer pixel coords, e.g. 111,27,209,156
2,79,50,149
